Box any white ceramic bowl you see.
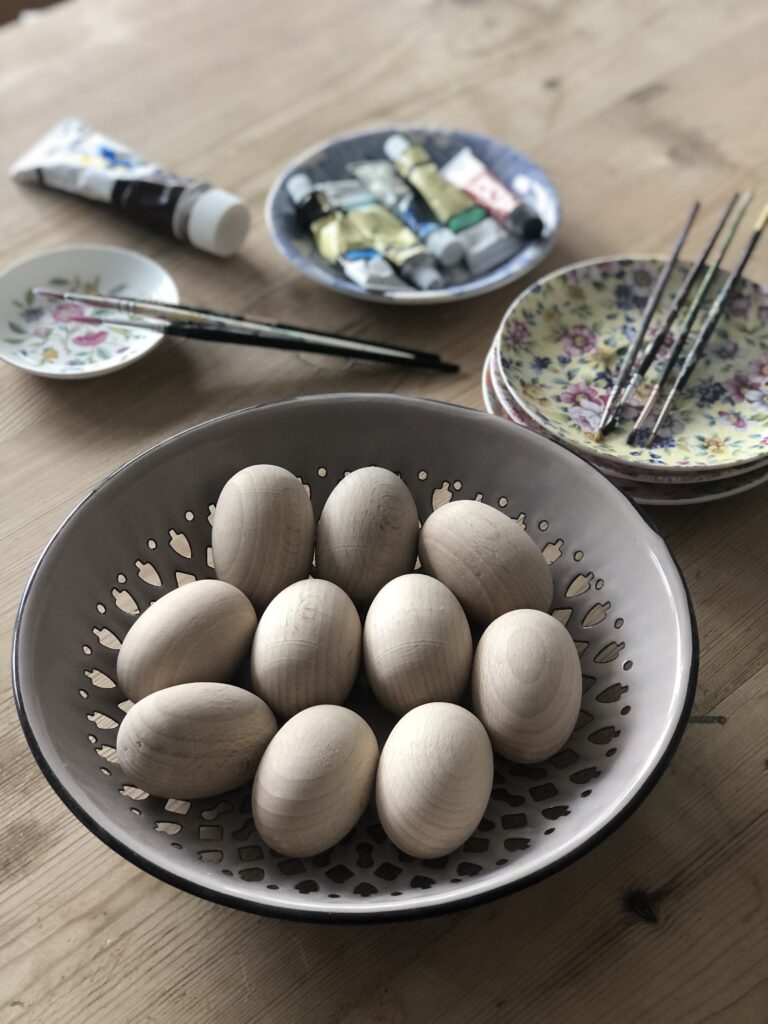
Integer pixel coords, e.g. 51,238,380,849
0,245,178,379
14,395,697,920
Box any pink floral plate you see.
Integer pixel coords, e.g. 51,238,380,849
482,349,768,505
496,256,768,473
490,340,766,486
0,245,178,379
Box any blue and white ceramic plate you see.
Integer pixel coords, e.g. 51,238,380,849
265,125,560,305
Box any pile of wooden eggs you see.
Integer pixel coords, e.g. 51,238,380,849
116,465,581,860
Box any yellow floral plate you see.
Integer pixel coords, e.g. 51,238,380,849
496,256,768,473
483,350,768,505
490,340,765,485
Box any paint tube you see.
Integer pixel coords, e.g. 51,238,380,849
9,118,250,257
347,160,464,268
286,174,410,292
440,147,543,240
383,134,519,275
316,178,445,290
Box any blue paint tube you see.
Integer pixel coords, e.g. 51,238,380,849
347,160,464,268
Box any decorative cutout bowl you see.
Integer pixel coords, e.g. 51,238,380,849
14,395,697,921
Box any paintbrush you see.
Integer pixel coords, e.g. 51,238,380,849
594,200,699,441
644,202,767,447
66,313,459,372
612,193,739,436
626,192,752,445
34,288,456,371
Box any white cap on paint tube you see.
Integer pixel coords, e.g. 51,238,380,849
426,226,464,268
383,133,411,163
459,217,520,275
407,258,444,290
286,173,315,207
187,188,251,257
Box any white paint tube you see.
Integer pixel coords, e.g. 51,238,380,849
10,117,250,257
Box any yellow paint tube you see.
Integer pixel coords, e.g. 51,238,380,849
384,135,519,275
316,178,444,289
286,174,409,292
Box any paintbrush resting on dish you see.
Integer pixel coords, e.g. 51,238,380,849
33,288,459,372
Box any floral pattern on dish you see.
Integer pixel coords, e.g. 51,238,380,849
2,274,148,370
490,339,766,485
497,257,768,471
483,350,768,503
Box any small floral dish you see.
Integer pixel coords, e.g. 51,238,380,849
496,256,768,473
490,341,766,486
266,125,560,305
0,245,178,379
482,350,768,505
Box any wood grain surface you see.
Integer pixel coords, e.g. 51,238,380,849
0,1,766,1021
364,574,473,714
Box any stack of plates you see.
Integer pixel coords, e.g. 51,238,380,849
483,256,768,506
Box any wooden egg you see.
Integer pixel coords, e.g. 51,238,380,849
363,573,473,714
252,705,378,857
251,578,362,718
212,464,315,613
117,579,257,703
472,609,582,762
315,466,419,605
376,702,493,858
116,682,277,799
419,500,553,623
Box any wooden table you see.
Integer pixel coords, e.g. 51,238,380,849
1,1,766,1020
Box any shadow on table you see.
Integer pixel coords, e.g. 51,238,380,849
154,783,677,1021
13,335,451,450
